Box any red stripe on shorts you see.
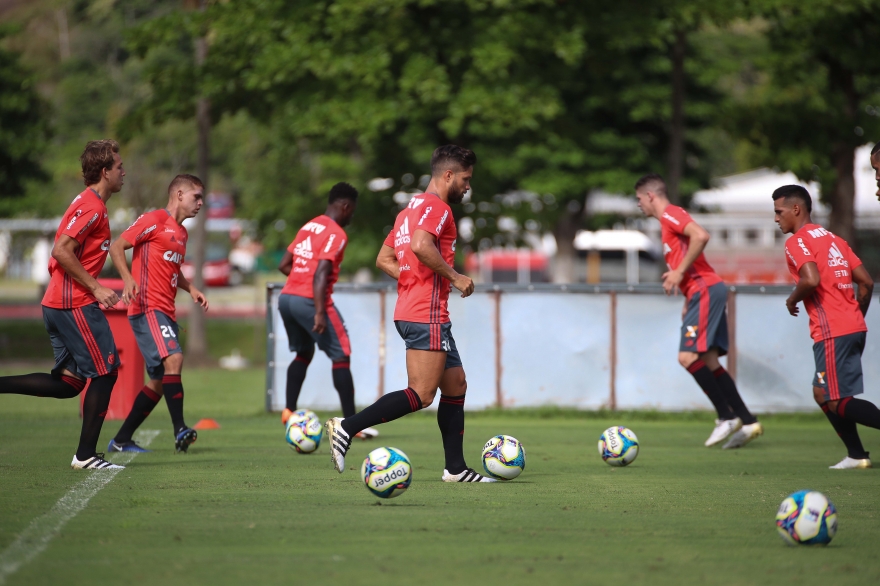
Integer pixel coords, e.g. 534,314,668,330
696,283,710,353
72,307,107,376
326,305,351,357
147,311,169,359
824,338,840,401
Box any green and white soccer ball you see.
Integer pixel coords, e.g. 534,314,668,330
481,435,526,480
598,426,639,466
285,409,322,453
361,447,412,499
776,490,838,546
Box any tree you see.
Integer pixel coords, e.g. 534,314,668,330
731,1,880,245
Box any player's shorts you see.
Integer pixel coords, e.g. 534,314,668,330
42,303,118,379
278,293,351,362
812,331,865,401
394,320,463,370
129,310,182,380
680,281,729,355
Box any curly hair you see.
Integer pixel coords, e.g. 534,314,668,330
80,140,120,186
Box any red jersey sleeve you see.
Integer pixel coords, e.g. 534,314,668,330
413,201,452,238
383,229,394,248
60,200,103,244
315,227,346,262
660,206,693,235
120,212,160,246
784,235,815,272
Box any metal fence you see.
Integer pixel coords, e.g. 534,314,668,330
265,283,880,413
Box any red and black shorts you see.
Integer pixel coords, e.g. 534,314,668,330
42,303,118,379
812,331,865,402
278,293,351,362
680,281,729,355
129,310,182,380
394,320,462,370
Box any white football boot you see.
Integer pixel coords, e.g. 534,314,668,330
722,421,764,449
829,456,872,469
355,427,379,440
441,468,497,483
704,417,742,447
71,453,125,470
325,417,351,473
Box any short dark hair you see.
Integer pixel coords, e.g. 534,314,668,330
167,174,204,195
634,173,667,196
431,145,477,176
81,139,120,186
771,184,812,214
328,182,358,204
871,142,880,157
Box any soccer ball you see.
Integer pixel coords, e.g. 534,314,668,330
285,409,322,453
481,435,526,480
598,426,639,467
776,490,838,546
361,447,412,499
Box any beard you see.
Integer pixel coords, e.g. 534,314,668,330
448,185,467,204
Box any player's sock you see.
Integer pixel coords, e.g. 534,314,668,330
837,397,880,430
686,360,734,419
331,361,356,418
286,354,312,410
437,393,467,475
162,375,186,434
341,388,422,437
75,372,117,461
114,386,161,444
821,404,868,459
0,372,85,399
712,367,757,425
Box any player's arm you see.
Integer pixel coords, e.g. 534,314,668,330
785,261,820,317
852,264,874,317
311,260,333,334
176,269,209,311
278,250,293,276
53,235,119,309
663,221,710,295
410,230,474,298
109,237,138,305
376,244,399,280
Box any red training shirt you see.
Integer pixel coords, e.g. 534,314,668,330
784,224,866,342
659,205,723,299
383,193,457,323
281,215,348,302
42,189,112,309
120,209,188,320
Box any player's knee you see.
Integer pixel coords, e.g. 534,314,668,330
812,386,826,406
678,352,698,369
163,353,184,374
416,388,437,409
147,379,164,396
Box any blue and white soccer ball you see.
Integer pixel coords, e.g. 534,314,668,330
776,490,838,546
285,409,322,453
481,435,526,480
361,447,412,499
598,426,639,467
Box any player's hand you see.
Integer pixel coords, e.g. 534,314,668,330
313,311,327,334
451,274,474,298
786,297,800,316
93,285,120,309
191,287,209,311
662,269,683,295
120,279,139,305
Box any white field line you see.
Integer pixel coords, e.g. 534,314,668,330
0,429,160,585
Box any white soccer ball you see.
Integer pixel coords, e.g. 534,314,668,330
776,490,838,546
361,447,412,499
285,409,322,453
481,435,526,480
598,426,639,466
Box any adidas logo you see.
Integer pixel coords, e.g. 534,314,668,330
407,197,425,210
294,236,314,259
827,242,848,268
394,217,411,247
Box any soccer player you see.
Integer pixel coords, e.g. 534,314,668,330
635,174,762,449
105,174,209,454
0,140,125,469
773,185,880,469
276,183,377,438
326,145,493,482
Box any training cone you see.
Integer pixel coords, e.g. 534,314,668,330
193,418,221,430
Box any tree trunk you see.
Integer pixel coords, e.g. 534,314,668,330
667,28,686,205
551,202,585,284
829,142,855,244
186,0,210,365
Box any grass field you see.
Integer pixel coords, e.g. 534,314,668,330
1,367,880,586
